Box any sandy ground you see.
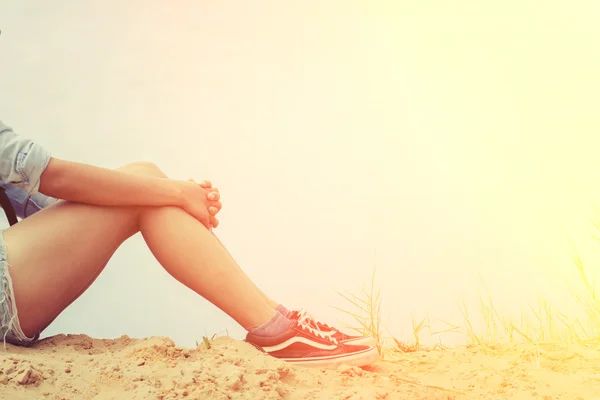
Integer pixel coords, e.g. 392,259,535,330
0,334,599,400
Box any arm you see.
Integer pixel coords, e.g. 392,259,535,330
0,120,218,227
0,120,184,207
38,158,185,208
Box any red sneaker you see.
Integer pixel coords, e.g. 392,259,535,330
245,315,378,368
289,309,377,347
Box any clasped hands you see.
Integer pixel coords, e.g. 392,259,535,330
180,179,222,230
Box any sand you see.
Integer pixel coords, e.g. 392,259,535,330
0,334,599,400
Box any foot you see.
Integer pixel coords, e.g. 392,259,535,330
288,309,378,347
245,315,378,368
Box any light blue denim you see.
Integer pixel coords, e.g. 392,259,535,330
0,120,56,347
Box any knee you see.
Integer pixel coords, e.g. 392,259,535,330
117,161,168,178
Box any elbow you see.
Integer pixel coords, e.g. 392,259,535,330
38,157,67,197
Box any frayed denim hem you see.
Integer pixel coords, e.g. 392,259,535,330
0,230,38,349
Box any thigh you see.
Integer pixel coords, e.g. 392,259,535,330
4,161,169,338
4,200,140,337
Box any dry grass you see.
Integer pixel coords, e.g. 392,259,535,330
335,227,600,358
332,268,384,357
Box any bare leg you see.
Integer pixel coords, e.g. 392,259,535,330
5,162,276,338
210,235,279,310
126,163,280,311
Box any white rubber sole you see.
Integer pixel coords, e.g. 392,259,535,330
281,346,379,368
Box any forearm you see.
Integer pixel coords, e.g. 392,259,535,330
38,158,184,207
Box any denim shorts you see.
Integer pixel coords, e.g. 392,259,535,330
0,119,56,347
0,230,39,348
0,192,57,349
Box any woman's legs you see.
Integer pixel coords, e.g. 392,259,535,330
5,162,276,338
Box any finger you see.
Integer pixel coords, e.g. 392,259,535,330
210,200,222,212
199,180,212,188
193,208,212,229
207,191,220,201
208,206,219,215
210,216,219,229
199,215,211,230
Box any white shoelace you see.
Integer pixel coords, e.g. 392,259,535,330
295,309,338,337
295,311,339,345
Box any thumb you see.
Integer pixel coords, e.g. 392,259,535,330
188,204,210,229
198,212,212,230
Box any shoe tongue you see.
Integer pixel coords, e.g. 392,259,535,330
289,310,301,320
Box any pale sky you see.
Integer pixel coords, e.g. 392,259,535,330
2,1,600,347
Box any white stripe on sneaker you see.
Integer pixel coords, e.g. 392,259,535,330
262,336,338,353
282,347,379,367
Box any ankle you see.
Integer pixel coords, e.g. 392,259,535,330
246,308,277,331
275,304,291,317
248,311,292,337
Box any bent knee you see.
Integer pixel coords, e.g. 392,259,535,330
117,161,167,178
118,161,160,171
